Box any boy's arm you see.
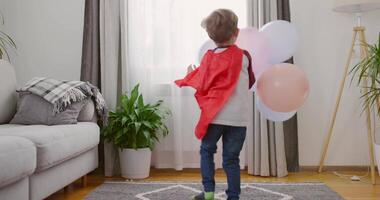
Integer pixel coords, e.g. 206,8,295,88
175,51,209,90
174,65,201,90
243,50,255,89
187,64,197,75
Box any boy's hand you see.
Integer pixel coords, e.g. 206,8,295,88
187,64,196,75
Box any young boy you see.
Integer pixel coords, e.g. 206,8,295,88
175,9,255,200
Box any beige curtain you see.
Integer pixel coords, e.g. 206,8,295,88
100,0,128,176
246,0,288,177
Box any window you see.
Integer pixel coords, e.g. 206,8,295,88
125,0,249,169
127,0,248,86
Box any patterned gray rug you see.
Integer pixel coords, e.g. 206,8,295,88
84,182,344,200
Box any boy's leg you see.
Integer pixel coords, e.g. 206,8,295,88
222,126,246,200
200,124,223,193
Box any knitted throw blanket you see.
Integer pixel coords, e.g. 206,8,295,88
18,77,108,123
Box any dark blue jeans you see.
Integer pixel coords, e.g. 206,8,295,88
200,124,247,200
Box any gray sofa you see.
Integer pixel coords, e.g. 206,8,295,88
0,60,100,200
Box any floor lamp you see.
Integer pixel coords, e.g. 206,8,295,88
318,0,380,185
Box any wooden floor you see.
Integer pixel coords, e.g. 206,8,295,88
47,169,380,200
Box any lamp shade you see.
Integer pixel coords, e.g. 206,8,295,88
333,0,380,12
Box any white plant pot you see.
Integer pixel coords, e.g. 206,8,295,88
375,142,380,176
119,148,152,179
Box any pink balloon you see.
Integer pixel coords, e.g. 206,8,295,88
236,27,271,79
256,63,309,112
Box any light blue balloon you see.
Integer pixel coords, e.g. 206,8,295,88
257,97,296,122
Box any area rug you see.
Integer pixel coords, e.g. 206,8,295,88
84,182,344,200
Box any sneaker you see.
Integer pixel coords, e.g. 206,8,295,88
192,192,214,200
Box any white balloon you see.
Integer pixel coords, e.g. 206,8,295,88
198,28,271,81
198,40,216,62
256,97,296,122
236,27,271,79
260,20,298,64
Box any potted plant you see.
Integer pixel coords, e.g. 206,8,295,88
0,12,16,60
351,33,380,175
102,84,171,179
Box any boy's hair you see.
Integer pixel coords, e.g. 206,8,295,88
201,9,238,44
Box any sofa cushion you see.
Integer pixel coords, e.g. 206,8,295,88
0,60,17,124
0,136,36,188
0,122,99,172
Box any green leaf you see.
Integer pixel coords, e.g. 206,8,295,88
138,94,144,107
0,31,16,48
134,122,141,134
0,31,16,61
0,14,16,61
0,11,4,25
142,121,154,129
121,116,128,125
143,131,150,140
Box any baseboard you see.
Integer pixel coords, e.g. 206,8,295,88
153,166,378,172
300,166,379,172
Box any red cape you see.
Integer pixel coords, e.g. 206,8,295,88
175,45,254,139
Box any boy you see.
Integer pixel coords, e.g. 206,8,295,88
175,9,255,200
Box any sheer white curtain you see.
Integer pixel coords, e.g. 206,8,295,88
125,0,249,170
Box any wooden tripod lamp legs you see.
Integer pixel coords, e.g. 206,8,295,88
358,29,377,185
318,27,376,185
318,30,357,173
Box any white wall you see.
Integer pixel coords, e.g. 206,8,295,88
0,0,85,85
291,0,380,166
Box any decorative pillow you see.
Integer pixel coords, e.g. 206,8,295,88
78,98,98,122
10,93,85,125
